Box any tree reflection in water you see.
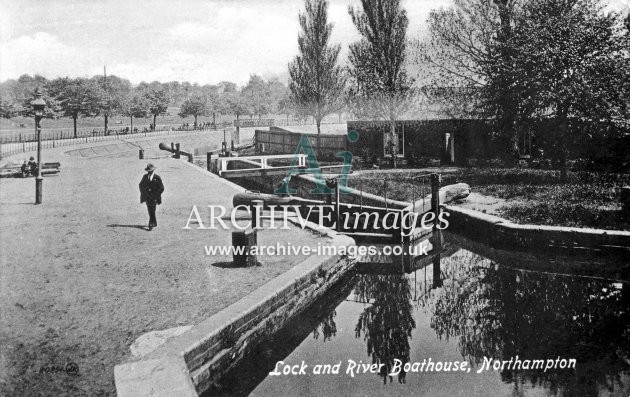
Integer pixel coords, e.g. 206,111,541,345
429,250,630,396
312,310,338,341
308,247,629,394
353,274,415,384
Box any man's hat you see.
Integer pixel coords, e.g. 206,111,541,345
29,156,34,160
145,163,156,172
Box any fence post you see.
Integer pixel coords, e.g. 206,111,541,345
334,179,340,232
400,209,411,244
430,173,441,227
430,173,443,287
207,152,212,172
175,143,180,159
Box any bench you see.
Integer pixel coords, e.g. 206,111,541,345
42,162,61,169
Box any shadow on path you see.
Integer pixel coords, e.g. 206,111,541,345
107,224,148,230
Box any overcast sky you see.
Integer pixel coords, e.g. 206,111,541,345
2,0,628,86
0,0,452,86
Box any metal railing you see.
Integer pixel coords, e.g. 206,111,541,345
0,128,215,158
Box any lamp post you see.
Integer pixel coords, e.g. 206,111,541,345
32,88,46,204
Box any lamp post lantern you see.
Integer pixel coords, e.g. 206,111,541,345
32,88,46,204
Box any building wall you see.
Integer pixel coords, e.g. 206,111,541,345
347,120,493,165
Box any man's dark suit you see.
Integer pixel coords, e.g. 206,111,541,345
139,173,165,228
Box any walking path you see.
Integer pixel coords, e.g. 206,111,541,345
0,133,328,396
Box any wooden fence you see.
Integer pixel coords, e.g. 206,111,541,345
254,128,347,158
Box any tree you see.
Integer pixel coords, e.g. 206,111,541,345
0,98,18,119
504,0,630,178
47,77,100,137
142,87,169,130
178,94,207,127
225,91,250,122
267,78,290,116
289,0,346,152
217,81,238,93
414,0,520,149
348,0,414,167
19,88,60,119
201,85,223,126
243,74,272,119
121,91,149,134
93,74,132,134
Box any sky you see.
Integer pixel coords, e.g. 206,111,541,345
0,0,450,86
2,0,628,86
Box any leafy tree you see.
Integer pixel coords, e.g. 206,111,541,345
0,98,18,119
141,87,169,130
1,75,49,115
121,91,149,133
178,94,207,127
93,74,132,134
277,92,296,124
217,81,238,93
414,0,519,149
201,85,223,126
19,89,61,120
348,0,414,166
503,0,630,178
243,74,271,119
267,78,290,115
46,77,100,137
288,0,346,152
225,91,250,122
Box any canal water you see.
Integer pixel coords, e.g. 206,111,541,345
208,235,630,397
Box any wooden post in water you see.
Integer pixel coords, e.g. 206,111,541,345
175,143,181,159
430,173,441,224
430,173,443,287
207,152,212,172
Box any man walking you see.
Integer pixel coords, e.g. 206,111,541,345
139,163,164,231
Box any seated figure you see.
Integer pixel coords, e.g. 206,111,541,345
28,156,38,176
21,160,29,177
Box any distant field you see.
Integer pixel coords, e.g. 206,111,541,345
0,107,234,137
0,110,345,142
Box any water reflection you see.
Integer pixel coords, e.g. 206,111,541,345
312,310,338,342
215,241,629,396
429,249,630,395
321,243,630,395
353,274,415,384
